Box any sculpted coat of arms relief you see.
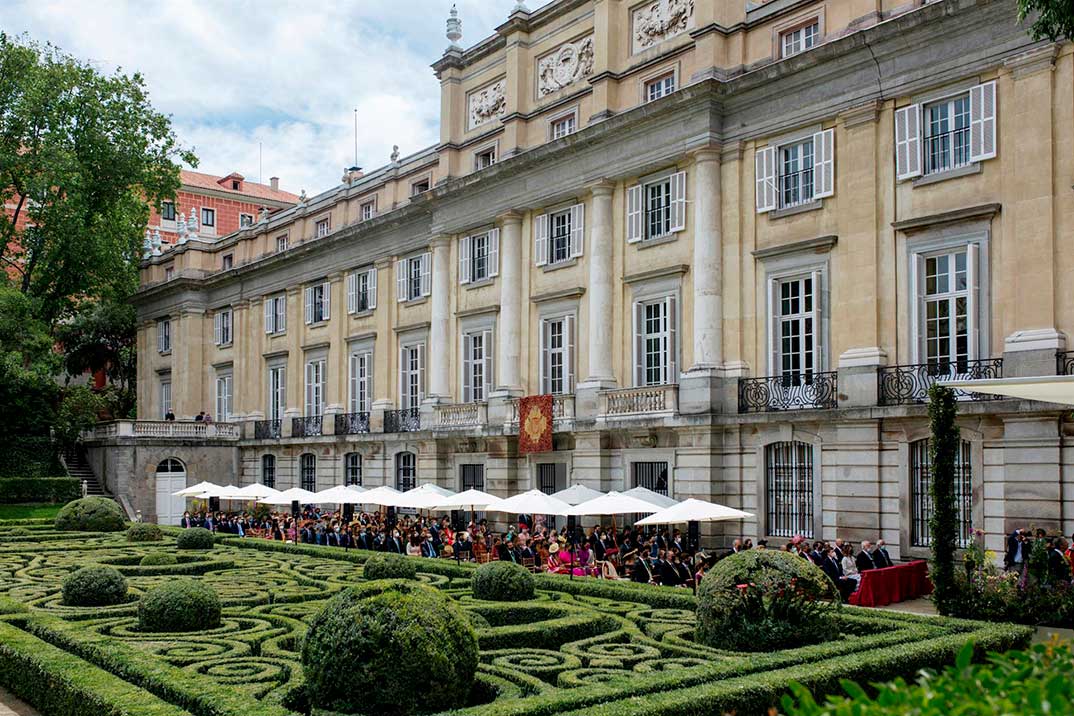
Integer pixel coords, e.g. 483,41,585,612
468,79,507,129
632,0,695,54
537,35,595,97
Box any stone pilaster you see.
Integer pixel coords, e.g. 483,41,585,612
427,235,452,402
494,212,524,396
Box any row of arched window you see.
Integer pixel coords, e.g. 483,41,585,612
258,451,417,492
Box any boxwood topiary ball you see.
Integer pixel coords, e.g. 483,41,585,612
176,527,215,550
362,553,417,581
696,549,840,652
53,496,126,532
302,581,478,715
140,552,178,566
137,579,221,632
61,565,128,607
126,523,163,542
471,560,535,602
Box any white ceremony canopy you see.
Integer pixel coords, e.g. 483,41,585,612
566,491,662,517
260,487,320,505
552,484,605,505
943,375,1074,405
194,483,239,499
432,488,499,510
636,498,754,526
313,485,367,504
621,486,678,509
397,483,457,509
235,483,280,500
172,481,218,497
485,489,573,516
358,485,408,508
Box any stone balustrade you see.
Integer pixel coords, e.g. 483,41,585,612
599,385,678,418
86,420,240,441
434,402,487,429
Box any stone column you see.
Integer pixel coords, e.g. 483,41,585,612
585,181,616,385
690,149,722,370
495,212,523,394
427,235,452,402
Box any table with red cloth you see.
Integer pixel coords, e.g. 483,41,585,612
848,560,933,607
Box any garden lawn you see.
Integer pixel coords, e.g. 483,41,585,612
0,524,1032,716
0,504,62,520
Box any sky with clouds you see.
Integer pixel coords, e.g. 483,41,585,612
4,0,526,196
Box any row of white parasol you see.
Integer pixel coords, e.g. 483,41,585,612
172,480,752,527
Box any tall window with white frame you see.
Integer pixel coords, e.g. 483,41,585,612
214,372,232,421
777,276,816,383
349,351,372,414
304,282,330,324
305,358,325,417
399,343,425,409
923,250,969,370
924,94,971,176
347,268,377,314
265,294,287,335
396,253,430,302
551,211,572,264
300,453,316,492
213,308,233,347
779,139,814,208
396,452,416,492
541,316,574,395
462,329,493,403
345,452,363,486
634,296,677,387
645,73,675,102
160,378,172,419
157,318,171,354
765,441,814,539
781,20,819,58
268,366,286,422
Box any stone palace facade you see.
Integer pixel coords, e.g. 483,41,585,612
94,0,1074,558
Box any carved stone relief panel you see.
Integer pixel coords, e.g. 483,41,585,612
537,35,595,97
468,79,507,130
631,0,695,54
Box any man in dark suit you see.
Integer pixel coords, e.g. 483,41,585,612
660,551,683,586
855,541,878,573
820,546,854,601
1004,529,1027,571
1049,538,1071,584
874,540,894,568
631,553,655,584
386,530,404,554
722,538,743,561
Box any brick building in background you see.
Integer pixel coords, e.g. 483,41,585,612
147,170,299,245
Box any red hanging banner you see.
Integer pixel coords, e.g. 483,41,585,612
518,394,553,455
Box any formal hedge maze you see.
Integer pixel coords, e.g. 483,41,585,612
0,522,1032,716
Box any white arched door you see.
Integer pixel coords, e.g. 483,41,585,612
155,458,187,525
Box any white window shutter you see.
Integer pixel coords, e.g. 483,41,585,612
277,298,287,333
304,361,313,415
483,328,494,398
813,129,835,199
264,299,273,334
396,259,406,302
346,272,356,314
304,287,313,324
895,104,922,181
321,281,331,319
667,295,677,384
540,320,550,394
213,313,222,346
626,185,643,243
969,81,997,162
810,270,822,373
566,314,576,393
569,204,584,258
399,346,408,406
459,236,471,284
767,278,778,375
534,213,549,266
417,343,426,401
755,147,776,213
157,324,163,353
367,268,377,309
669,171,687,232
909,254,923,363
966,243,979,360
633,301,644,387
487,228,500,277
420,253,432,297
462,333,473,403
348,353,357,413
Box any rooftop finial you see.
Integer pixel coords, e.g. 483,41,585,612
446,4,462,51
513,1,529,13
391,145,400,163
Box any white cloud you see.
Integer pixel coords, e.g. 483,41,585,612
5,0,522,194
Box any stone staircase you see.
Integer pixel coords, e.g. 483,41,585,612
62,447,107,496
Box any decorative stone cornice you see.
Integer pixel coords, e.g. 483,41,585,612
752,235,837,261
1003,43,1059,79
531,287,585,304
623,264,690,285
840,100,881,128
891,203,1001,233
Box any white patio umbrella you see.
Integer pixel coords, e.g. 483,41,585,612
635,498,754,526
552,483,605,505
358,485,408,508
314,485,368,504
235,483,281,500
396,483,457,509
215,484,249,499
259,487,320,506
172,481,218,497
432,488,499,510
484,489,573,516
622,486,679,509
566,491,662,517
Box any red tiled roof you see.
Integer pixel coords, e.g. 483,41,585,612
180,169,300,204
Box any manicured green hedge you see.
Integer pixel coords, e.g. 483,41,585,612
137,579,221,632
176,527,215,550
61,565,129,607
472,561,535,602
54,497,126,532
126,523,163,542
0,477,80,503
139,552,177,566
362,552,417,580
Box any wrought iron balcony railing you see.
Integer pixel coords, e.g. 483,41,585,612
254,419,282,440
292,415,323,437
334,412,371,435
738,371,838,413
1058,351,1074,376
877,358,1003,406
384,408,420,433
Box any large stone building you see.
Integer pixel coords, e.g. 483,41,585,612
97,0,1074,558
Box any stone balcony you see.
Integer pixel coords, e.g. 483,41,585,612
85,420,241,441
433,402,488,430
598,384,678,420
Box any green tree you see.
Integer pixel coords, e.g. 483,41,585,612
0,32,195,324
927,384,960,615
53,385,105,447
55,300,137,417
1019,0,1074,42
0,285,61,437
